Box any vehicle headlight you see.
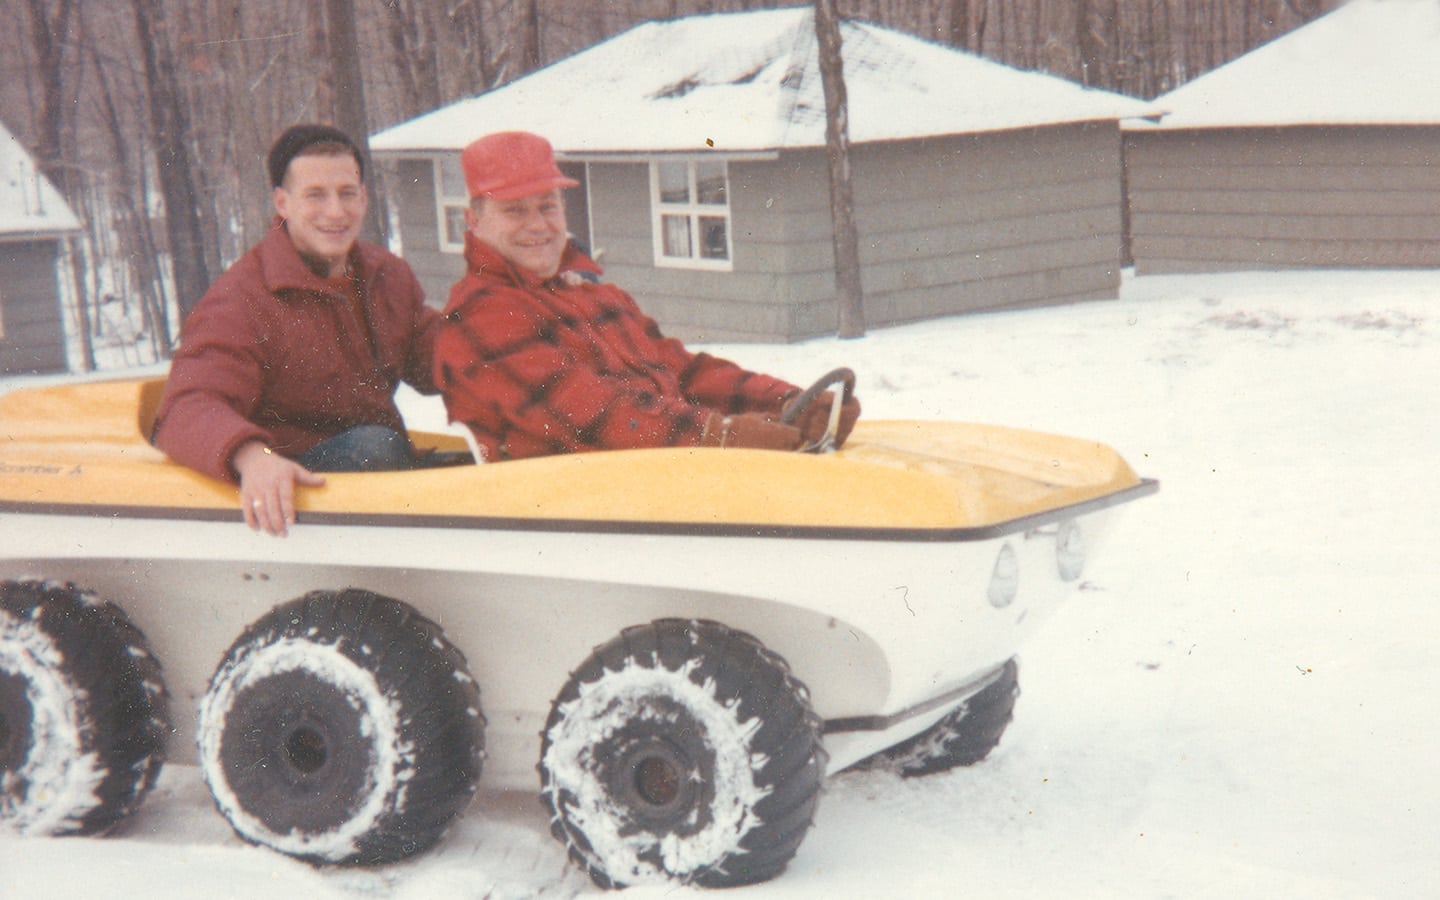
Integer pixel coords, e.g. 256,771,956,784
1056,519,1085,582
987,543,1019,608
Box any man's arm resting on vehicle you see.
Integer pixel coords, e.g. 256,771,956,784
232,440,326,537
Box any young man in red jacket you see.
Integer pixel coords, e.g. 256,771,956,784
152,124,444,536
435,131,859,462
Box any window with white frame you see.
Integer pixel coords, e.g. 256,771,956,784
651,159,732,270
436,154,469,253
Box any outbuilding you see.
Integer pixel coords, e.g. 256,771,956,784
1124,0,1440,274
0,118,81,374
372,7,1154,341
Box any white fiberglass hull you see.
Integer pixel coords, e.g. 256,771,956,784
0,499,1129,789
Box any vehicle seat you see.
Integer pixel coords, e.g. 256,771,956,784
137,378,167,440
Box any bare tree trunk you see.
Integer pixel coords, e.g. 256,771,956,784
946,0,979,50
1078,0,1118,87
213,0,272,256
24,0,75,187
91,41,171,360
522,0,541,74
448,0,498,91
813,0,864,339
324,0,386,245
1039,0,1082,79
131,0,212,321
381,0,441,119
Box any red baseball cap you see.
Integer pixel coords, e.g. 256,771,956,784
461,131,579,201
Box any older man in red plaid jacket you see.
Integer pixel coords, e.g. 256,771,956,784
435,131,859,462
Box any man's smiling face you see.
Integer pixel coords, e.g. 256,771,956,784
467,189,568,280
273,153,367,278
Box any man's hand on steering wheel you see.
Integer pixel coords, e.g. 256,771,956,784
791,391,861,449
779,368,861,452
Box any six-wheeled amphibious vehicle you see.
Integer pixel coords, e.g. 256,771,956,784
0,370,1155,887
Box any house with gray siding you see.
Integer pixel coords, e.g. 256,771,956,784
372,7,1155,342
1124,0,1440,275
0,119,80,374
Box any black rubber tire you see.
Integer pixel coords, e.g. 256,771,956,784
197,589,484,865
540,618,827,889
0,579,169,836
865,658,1019,777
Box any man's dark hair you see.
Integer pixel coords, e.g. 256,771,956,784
267,124,365,188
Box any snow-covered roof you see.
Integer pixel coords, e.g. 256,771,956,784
0,118,81,236
372,7,1157,155
1130,0,1440,131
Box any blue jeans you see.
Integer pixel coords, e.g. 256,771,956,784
296,426,416,473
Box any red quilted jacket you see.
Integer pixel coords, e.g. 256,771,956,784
153,220,442,481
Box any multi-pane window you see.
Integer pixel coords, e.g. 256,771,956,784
651,159,732,270
437,155,469,253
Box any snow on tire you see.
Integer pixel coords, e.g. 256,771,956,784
867,657,1020,777
197,589,484,865
540,618,826,889
0,579,169,837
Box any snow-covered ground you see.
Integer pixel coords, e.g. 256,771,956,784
3,268,1437,898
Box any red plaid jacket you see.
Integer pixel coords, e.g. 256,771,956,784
436,236,798,461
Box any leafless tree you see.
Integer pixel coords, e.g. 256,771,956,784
815,0,864,338
89,36,173,362
131,0,212,320
379,0,442,118
325,0,388,243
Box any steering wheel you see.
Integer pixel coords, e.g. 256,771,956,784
780,367,856,453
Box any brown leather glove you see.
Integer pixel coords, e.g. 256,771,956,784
792,391,861,448
700,412,802,451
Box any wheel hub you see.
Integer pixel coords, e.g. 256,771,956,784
0,671,33,773
634,754,681,807
615,738,696,824
284,724,329,775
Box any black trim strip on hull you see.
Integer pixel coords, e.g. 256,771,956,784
0,478,1157,544
823,660,1012,735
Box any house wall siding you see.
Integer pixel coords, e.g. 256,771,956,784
847,124,1125,331
0,238,68,374
593,122,1127,342
591,159,809,341
1125,126,1440,274
390,158,464,308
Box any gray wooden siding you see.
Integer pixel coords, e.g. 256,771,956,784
0,238,68,374
590,159,814,341
389,157,464,308
1125,126,1440,274
846,124,1125,331
594,122,1127,342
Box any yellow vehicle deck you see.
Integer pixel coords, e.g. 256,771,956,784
0,378,1154,536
